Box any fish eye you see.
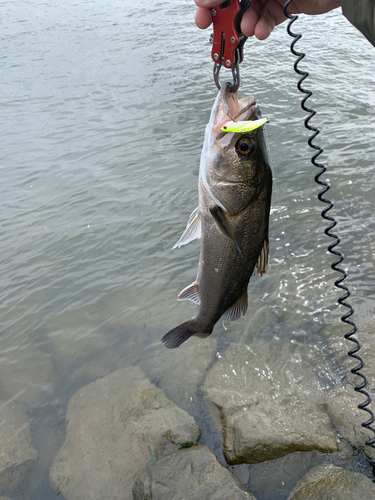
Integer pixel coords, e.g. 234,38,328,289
236,137,255,157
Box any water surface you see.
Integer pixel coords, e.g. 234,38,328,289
1,1,375,498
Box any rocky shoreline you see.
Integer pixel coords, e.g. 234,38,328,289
1,337,375,499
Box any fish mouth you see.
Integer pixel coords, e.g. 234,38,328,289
199,84,260,211
211,84,257,141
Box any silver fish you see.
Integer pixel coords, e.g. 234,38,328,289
162,83,272,349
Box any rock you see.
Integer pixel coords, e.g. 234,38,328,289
0,402,37,496
132,445,257,500
0,341,55,406
49,366,200,500
287,463,375,499
139,338,217,410
327,385,375,460
202,341,340,465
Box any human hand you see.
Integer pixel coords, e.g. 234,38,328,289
195,0,341,40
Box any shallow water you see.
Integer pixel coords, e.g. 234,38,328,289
1,0,375,498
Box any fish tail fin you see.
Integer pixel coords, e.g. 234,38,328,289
161,321,196,349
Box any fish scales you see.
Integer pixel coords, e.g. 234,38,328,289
196,180,267,327
162,83,272,348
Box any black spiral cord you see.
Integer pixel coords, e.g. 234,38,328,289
283,0,375,475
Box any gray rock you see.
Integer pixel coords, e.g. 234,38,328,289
327,385,375,460
132,445,257,500
287,463,375,499
49,366,200,500
0,402,37,496
202,341,340,465
139,338,217,410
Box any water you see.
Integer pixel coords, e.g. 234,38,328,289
1,1,375,498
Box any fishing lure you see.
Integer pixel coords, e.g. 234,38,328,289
220,118,269,133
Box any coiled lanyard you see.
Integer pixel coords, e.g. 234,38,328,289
210,0,375,477
283,0,375,476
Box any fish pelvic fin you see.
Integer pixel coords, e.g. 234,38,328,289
178,282,200,305
173,207,201,249
161,321,196,349
256,238,269,276
222,289,248,322
208,204,243,258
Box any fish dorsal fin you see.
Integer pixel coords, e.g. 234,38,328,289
256,239,269,276
173,207,201,249
222,289,248,322
177,282,200,305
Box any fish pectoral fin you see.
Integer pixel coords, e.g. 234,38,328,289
209,204,230,238
222,289,248,322
209,204,243,258
173,206,201,249
256,238,269,276
177,282,200,305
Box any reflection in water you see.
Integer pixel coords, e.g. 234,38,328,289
1,0,375,498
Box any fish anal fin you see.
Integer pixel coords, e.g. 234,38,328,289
173,207,201,249
178,282,200,305
222,289,248,322
209,204,243,258
256,239,269,276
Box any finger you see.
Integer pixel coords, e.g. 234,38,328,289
194,0,223,6
195,6,213,29
254,17,274,40
254,0,287,40
240,2,261,37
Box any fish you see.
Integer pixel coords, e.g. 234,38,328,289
162,82,272,349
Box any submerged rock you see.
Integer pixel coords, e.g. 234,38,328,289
49,366,200,500
327,384,375,460
287,463,375,499
139,338,217,410
202,341,339,465
0,403,37,496
132,445,257,500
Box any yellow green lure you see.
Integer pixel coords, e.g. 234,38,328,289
220,118,269,133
